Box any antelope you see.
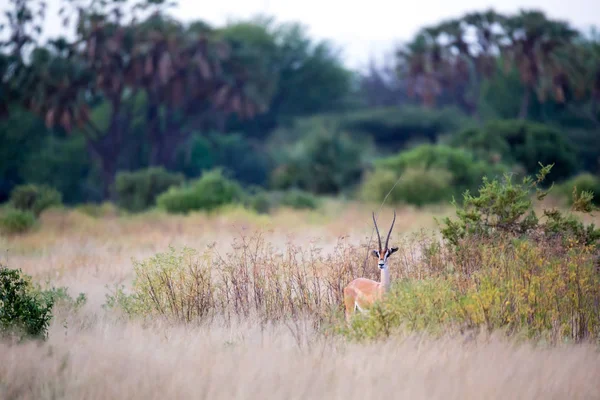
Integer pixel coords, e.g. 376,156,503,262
343,210,398,322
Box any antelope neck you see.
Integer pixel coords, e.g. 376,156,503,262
380,266,391,292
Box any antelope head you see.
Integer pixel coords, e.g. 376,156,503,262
370,210,398,270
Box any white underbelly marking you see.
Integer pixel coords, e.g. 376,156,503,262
354,302,366,313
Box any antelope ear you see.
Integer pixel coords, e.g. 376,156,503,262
389,247,399,254
371,249,379,258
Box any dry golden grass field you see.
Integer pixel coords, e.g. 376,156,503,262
1,201,600,399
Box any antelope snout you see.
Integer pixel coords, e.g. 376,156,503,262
378,262,385,269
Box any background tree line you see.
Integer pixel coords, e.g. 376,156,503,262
1,0,599,216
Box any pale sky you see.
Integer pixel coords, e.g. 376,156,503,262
38,0,600,70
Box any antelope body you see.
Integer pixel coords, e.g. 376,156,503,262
343,211,397,322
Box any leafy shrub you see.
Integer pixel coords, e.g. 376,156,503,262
557,173,600,205
440,164,600,248
244,186,278,214
360,167,453,206
279,189,320,210
368,144,506,204
40,285,87,312
177,132,272,186
288,106,469,151
453,120,578,181
157,169,244,214
344,165,600,343
104,246,214,322
115,167,185,212
9,184,62,217
340,106,469,147
246,191,273,214
345,239,600,343
270,124,367,194
20,135,92,204
0,265,54,340
245,188,320,214
0,207,36,234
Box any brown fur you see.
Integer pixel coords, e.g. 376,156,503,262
343,278,385,322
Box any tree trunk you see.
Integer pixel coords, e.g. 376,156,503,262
83,99,127,201
85,139,118,200
519,89,531,120
147,107,189,170
100,155,118,200
147,102,162,167
160,111,187,169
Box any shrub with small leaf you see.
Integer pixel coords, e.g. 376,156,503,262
376,144,507,196
157,169,244,214
246,190,274,214
245,188,320,213
9,184,62,217
557,173,600,206
439,164,600,248
105,246,214,322
0,207,36,234
40,285,87,312
0,265,54,340
452,119,578,181
344,164,600,344
270,125,367,195
360,167,453,206
361,144,508,205
279,189,320,210
115,167,185,212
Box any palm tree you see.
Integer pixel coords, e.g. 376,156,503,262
501,10,578,119
396,10,505,119
2,0,269,198
396,29,444,106
560,30,600,126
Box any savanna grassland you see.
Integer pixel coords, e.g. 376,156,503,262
2,199,600,400
3,0,600,397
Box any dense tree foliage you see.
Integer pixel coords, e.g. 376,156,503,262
0,2,599,207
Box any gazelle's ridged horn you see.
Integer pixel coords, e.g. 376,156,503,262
385,210,396,250
372,211,382,251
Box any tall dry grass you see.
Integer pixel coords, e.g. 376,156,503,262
1,314,599,400
103,223,446,329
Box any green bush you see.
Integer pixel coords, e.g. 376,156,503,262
360,167,453,206
270,123,367,194
453,120,578,181
177,132,272,186
345,240,600,343
20,135,92,204
286,106,469,151
0,207,36,234
440,164,600,248
115,167,185,212
104,246,213,322
40,285,87,312
344,165,600,343
338,105,469,148
157,169,244,214
279,189,320,210
557,173,600,205
245,188,320,214
246,191,273,214
9,184,62,217
371,144,506,202
0,265,54,340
